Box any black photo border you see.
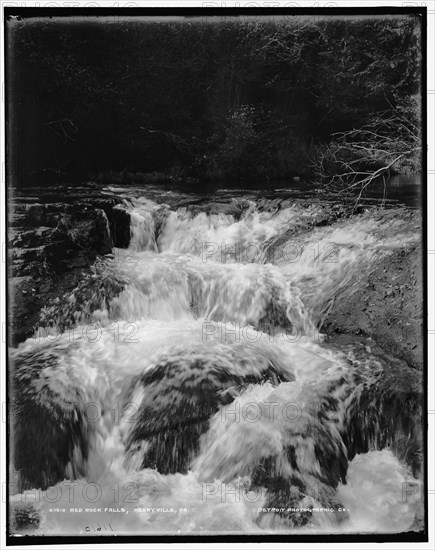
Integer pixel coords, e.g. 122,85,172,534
3,4,429,546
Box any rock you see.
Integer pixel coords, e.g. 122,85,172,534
323,242,423,370
9,502,40,531
347,354,423,476
152,205,170,243
193,382,348,528
24,203,45,225
8,185,132,345
325,335,424,477
11,343,96,491
125,346,294,474
8,276,45,345
70,208,112,255
111,206,131,248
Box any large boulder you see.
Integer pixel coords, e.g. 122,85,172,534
332,339,424,477
192,381,349,528
124,344,295,474
11,342,96,491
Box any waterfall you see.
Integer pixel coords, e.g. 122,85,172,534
9,192,423,535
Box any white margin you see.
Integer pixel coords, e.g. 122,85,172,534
0,1,433,549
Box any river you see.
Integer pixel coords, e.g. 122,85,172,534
9,180,424,535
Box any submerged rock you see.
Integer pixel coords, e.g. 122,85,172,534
11,343,96,491
192,381,349,528
337,342,423,477
316,336,423,478
124,346,294,474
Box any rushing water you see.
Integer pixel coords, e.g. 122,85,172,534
9,185,424,535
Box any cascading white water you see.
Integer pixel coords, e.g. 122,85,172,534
128,198,159,252
10,192,423,535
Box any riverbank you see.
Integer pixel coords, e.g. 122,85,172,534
322,210,423,370
7,186,131,345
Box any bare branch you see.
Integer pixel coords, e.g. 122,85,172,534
311,103,421,211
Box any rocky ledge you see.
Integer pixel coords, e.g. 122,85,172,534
8,185,131,345
323,241,423,371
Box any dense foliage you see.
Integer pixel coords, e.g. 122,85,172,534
7,15,422,185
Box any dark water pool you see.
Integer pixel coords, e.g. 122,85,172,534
367,173,422,207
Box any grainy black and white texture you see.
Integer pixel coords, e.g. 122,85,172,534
6,10,425,540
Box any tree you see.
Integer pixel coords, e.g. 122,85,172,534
311,95,421,209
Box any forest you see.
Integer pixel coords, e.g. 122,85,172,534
7,14,422,187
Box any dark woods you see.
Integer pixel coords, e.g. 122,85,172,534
7,15,422,187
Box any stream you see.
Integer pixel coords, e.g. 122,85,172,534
9,181,424,535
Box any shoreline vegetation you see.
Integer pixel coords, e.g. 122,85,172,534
8,16,421,196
